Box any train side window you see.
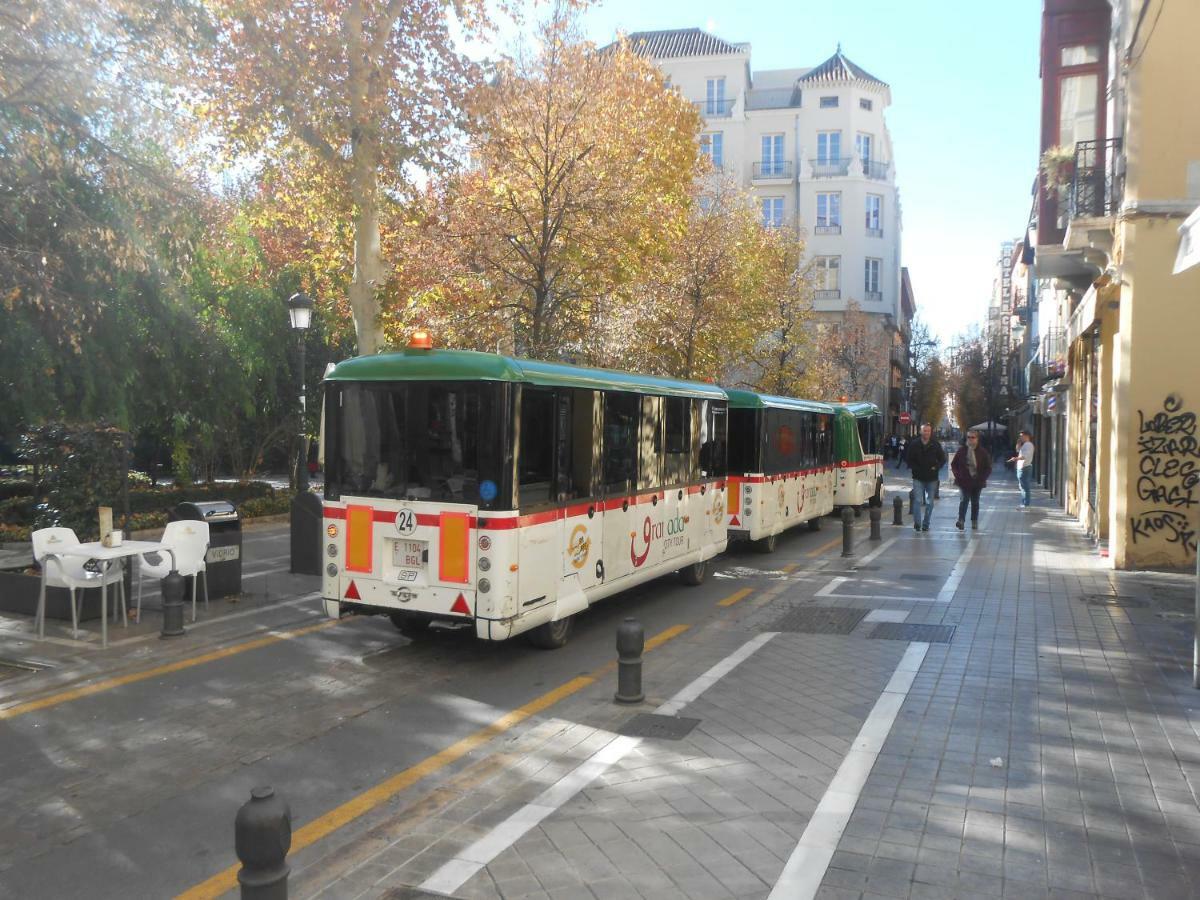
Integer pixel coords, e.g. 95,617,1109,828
700,402,728,478
518,387,555,507
569,389,597,499
603,391,639,494
664,396,689,484
638,396,663,490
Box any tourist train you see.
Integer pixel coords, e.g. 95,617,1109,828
319,337,883,647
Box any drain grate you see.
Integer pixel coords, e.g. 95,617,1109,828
1081,594,1149,608
768,607,870,634
899,573,940,582
868,623,956,643
619,714,701,741
0,658,48,683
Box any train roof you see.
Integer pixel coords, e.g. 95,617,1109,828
325,348,728,400
834,401,882,418
724,388,835,414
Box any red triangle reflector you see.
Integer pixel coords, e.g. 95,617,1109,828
344,580,361,600
730,515,741,526
451,593,471,616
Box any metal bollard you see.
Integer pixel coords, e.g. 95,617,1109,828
893,495,904,525
615,618,645,704
236,786,292,900
840,507,855,557
160,569,186,638
869,506,882,541
908,488,915,515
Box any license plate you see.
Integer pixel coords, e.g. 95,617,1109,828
206,545,239,564
392,540,426,569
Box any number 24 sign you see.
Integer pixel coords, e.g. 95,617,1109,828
395,508,416,535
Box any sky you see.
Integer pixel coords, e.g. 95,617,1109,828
573,0,1045,345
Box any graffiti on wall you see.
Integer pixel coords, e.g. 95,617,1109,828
1130,394,1198,556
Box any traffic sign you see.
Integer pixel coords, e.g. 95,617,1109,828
899,412,912,425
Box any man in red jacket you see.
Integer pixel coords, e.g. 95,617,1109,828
951,430,992,530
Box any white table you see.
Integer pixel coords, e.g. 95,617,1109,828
39,541,176,648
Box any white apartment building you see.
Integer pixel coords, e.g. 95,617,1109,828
627,29,906,409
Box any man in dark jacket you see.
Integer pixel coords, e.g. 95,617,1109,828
906,423,947,531
951,430,992,530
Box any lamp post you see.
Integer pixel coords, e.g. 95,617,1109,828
286,292,313,491
286,292,322,576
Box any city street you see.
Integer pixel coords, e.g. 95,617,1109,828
1,475,1196,899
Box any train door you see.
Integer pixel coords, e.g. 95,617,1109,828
601,391,639,584
563,390,602,590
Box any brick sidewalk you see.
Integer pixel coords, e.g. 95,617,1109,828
288,478,1200,900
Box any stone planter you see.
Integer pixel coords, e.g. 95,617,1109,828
0,568,106,621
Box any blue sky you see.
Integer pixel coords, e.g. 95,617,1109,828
579,0,1044,345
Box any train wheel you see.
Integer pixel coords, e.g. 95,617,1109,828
527,615,574,649
751,533,778,554
389,612,431,639
678,558,708,586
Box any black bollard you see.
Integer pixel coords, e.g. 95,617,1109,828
615,618,645,704
893,495,903,525
869,506,882,541
841,507,855,558
236,786,292,900
160,569,186,638
908,488,915,515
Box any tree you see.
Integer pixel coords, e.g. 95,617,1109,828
806,301,887,403
907,315,945,428
438,9,700,359
194,0,505,355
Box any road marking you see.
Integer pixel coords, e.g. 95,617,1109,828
780,563,797,574
176,623,692,900
936,538,979,603
769,642,930,900
717,588,754,607
863,609,909,623
0,617,343,721
106,593,323,647
806,536,841,557
421,631,778,896
855,535,898,566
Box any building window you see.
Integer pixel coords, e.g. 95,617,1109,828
700,132,724,168
865,194,882,235
864,257,882,298
819,95,838,108
706,77,726,116
859,98,872,111
814,256,840,298
816,192,841,233
855,133,873,166
761,133,785,176
816,131,841,164
1061,45,1100,66
761,197,784,229
1058,73,1098,148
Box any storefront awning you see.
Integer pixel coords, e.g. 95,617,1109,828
1174,205,1200,274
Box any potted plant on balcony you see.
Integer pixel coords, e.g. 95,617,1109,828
1040,144,1075,196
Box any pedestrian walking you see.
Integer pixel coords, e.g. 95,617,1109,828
951,430,992,530
906,424,947,532
896,437,908,469
1008,430,1035,508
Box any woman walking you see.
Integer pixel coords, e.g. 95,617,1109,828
951,430,992,530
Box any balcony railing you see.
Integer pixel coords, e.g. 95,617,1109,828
813,224,842,235
694,98,735,118
810,157,852,177
752,161,794,180
866,227,883,238
865,291,883,303
1068,137,1123,221
863,160,888,180
814,289,841,300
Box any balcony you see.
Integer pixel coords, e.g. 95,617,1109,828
863,160,888,180
810,157,852,177
866,227,883,238
1068,138,1123,221
814,289,841,300
865,291,883,303
813,224,842,235
752,161,794,181
694,98,735,118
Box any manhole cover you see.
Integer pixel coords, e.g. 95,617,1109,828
0,658,47,683
1081,594,1149,608
899,573,940,582
619,714,701,741
768,607,870,634
868,623,956,643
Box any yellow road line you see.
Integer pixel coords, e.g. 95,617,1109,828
780,563,797,574
0,619,343,721
717,588,754,607
177,622,691,900
806,536,842,557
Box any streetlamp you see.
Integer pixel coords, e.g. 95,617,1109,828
286,292,313,491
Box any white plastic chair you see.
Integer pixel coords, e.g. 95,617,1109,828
32,527,127,638
139,520,209,622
